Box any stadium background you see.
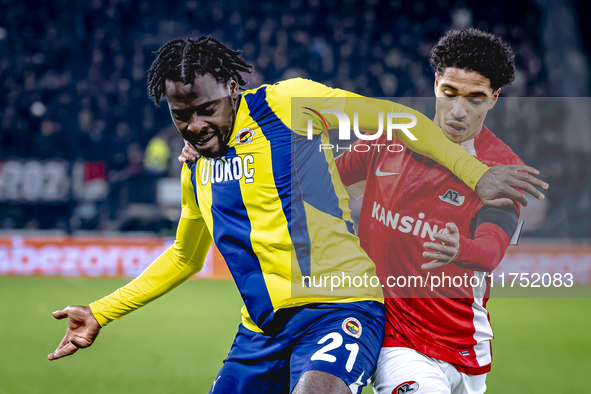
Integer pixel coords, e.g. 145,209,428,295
1,0,590,392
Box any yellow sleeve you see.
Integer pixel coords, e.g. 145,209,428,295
89,164,212,327
270,78,489,190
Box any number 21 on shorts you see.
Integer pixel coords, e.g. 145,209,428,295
311,332,360,372
310,317,363,372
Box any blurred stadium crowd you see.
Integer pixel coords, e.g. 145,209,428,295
0,0,590,238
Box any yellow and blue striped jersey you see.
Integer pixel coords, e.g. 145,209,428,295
184,80,382,332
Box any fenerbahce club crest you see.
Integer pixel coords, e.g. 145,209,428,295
236,128,255,145
342,317,362,338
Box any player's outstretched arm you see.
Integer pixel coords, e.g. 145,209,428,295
47,164,210,360
47,214,211,360
47,305,101,360
475,164,548,207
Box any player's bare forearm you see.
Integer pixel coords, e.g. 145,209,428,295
475,164,549,207
48,305,101,360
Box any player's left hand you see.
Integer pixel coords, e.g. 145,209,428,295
178,140,199,163
421,223,460,270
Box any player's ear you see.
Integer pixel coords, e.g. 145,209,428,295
489,88,501,110
434,73,439,94
228,78,239,99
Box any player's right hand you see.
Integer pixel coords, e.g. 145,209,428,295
178,139,199,163
47,305,101,361
475,164,549,207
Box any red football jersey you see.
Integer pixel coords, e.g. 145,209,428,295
335,126,523,375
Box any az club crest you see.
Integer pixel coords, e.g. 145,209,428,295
393,381,419,394
236,128,255,145
342,317,362,338
439,189,465,206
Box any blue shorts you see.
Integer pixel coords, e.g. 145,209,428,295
208,301,385,394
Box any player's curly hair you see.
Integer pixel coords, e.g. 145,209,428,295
147,36,253,105
429,28,515,91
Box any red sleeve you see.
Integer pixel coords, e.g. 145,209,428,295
335,142,369,186
453,222,510,272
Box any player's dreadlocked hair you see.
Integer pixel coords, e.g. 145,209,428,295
429,28,515,91
147,36,253,105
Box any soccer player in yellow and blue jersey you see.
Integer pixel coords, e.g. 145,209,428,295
48,36,546,394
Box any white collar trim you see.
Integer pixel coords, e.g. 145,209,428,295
460,138,477,157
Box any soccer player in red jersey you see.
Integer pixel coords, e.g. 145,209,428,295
336,29,529,393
